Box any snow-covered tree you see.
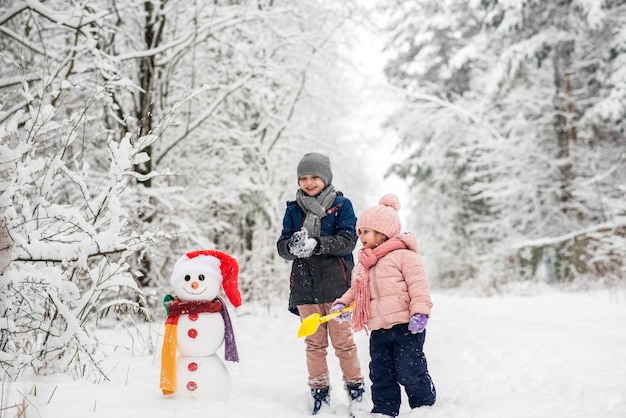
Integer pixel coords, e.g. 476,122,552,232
0,0,374,377
379,0,626,288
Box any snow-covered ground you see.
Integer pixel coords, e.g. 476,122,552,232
3,289,626,418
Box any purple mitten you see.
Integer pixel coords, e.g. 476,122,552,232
330,303,351,323
408,313,428,334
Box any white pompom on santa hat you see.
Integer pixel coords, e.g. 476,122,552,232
171,249,246,315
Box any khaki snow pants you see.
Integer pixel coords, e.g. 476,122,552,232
298,303,364,388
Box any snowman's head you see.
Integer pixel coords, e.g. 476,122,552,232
169,250,244,313
171,255,222,301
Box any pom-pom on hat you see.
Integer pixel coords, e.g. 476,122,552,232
297,152,333,187
356,193,402,239
171,250,244,314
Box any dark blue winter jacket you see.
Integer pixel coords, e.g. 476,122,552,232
277,192,357,315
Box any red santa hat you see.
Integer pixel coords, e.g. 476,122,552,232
171,249,245,315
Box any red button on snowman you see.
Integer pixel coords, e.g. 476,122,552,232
160,250,244,400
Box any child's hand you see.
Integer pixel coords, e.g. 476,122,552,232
289,229,307,248
330,303,351,323
408,313,428,334
288,228,319,258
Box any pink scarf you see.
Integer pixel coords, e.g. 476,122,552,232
351,237,407,332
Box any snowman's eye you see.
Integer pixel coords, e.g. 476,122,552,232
184,275,191,281
198,274,205,281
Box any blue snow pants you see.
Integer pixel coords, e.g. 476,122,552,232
369,323,436,417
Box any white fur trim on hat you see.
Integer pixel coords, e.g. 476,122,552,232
171,254,221,284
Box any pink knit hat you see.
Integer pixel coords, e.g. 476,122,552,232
356,193,402,238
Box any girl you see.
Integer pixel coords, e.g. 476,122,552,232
332,193,436,417
276,152,365,415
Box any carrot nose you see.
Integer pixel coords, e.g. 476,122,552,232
191,282,199,289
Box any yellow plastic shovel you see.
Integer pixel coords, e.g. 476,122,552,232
297,305,354,338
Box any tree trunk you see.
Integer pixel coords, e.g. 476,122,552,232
135,0,164,190
134,0,167,286
552,40,575,208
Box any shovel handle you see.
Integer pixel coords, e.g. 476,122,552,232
319,304,353,324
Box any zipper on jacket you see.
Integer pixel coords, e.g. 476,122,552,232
371,267,390,327
338,257,348,283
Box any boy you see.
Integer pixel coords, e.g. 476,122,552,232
277,153,364,415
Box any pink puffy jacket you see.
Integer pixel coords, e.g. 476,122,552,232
335,233,432,331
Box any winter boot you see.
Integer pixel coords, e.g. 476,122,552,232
345,382,365,402
311,386,331,415
345,382,367,416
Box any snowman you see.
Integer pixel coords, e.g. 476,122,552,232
159,250,244,400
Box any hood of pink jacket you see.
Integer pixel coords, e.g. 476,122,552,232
396,232,419,253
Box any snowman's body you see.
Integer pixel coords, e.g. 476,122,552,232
177,312,225,356
175,311,230,400
160,250,242,401
176,354,230,400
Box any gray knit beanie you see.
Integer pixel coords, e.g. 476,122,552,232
297,153,333,186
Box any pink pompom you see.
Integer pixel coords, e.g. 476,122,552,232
378,193,401,212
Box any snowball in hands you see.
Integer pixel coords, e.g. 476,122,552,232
288,228,318,258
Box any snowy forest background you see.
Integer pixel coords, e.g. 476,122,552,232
1,0,625,386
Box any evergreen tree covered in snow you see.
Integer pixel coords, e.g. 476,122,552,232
380,0,626,288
